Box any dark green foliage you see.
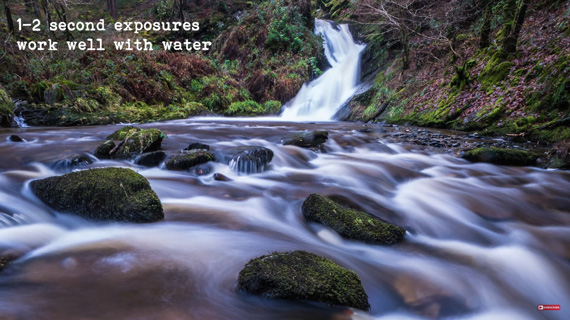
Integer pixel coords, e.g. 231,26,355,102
30,168,164,222
237,250,370,311
265,1,307,53
461,148,539,166
0,87,15,127
302,194,406,245
164,151,215,170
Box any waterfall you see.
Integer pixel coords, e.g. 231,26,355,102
280,19,366,121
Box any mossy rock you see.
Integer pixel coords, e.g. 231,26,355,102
164,151,215,170
237,250,370,311
102,126,166,159
0,87,15,127
94,140,116,159
461,148,539,166
302,194,405,245
106,126,142,140
546,140,570,169
29,168,164,222
133,151,168,167
281,131,329,148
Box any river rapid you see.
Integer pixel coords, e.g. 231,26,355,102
0,119,569,320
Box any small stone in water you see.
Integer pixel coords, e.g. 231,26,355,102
8,135,24,142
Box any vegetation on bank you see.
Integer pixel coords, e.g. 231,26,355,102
0,0,323,125
330,0,570,144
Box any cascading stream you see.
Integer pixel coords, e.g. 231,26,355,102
280,19,366,121
0,120,569,320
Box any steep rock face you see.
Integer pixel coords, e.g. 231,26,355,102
302,194,406,245
460,148,539,166
237,250,370,311
30,168,164,222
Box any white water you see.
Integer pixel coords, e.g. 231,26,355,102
280,19,366,121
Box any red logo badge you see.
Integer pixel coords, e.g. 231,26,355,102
538,304,560,311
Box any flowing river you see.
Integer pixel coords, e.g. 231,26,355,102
0,119,569,320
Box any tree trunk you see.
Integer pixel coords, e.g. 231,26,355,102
107,0,117,19
479,0,494,49
32,0,42,18
2,0,14,33
501,0,517,49
504,0,530,53
401,28,410,70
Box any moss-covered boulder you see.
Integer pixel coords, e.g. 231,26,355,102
460,148,539,166
0,87,15,127
281,131,329,148
29,168,163,222
302,194,405,245
95,126,166,160
546,139,570,169
164,151,215,171
237,250,370,311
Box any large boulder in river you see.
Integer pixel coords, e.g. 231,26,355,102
164,151,215,170
302,194,405,245
281,131,328,148
460,147,539,166
30,167,163,222
237,250,370,311
95,126,166,159
226,146,274,174
133,151,167,167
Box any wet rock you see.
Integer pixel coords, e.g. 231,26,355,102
0,87,15,127
185,142,210,151
95,126,166,160
194,163,213,175
51,153,96,170
8,135,24,142
226,146,274,174
30,167,163,222
213,173,232,181
302,194,405,245
164,151,215,171
94,140,116,159
460,148,539,166
0,255,18,272
546,139,570,169
237,250,370,311
281,131,328,148
133,151,167,167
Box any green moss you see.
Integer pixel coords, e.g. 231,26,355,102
164,151,215,170
237,250,370,311
263,100,282,115
104,126,166,159
29,168,164,222
0,87,15,127
461,148,539,166
225,100,264,116
302,194,405,245
107,125,141,140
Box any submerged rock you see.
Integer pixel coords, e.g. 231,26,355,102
164,151,215,171
51,153,96,170
0,255,17,271
30,167,163,222
95,126,166,160
213,173,232,181
8,135,24,142
281,131,328,148
460,147,539,166
133,151,167,167
237,250,370,311
302,194,405,245
226,146,274,174
185,142,210,151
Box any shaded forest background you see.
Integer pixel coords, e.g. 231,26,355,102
0,0,569,145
